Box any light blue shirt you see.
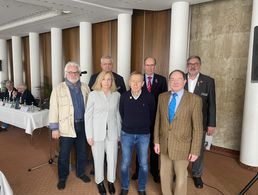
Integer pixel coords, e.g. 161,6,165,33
169,89,184,112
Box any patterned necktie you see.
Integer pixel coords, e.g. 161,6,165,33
147,76,152,93
168,93,178,123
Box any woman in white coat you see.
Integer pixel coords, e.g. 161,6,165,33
85,71,121,195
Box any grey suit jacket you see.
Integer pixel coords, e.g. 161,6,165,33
85,90,121,141
154,90,203,160
185,73,216,129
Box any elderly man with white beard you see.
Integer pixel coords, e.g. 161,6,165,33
49,61,91,190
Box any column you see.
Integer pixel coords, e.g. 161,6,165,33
169,2,190,73
80,22,92,84
240,0,258,167
117,13,132,88
51,28,63,87
29,32,40,98
0,39,8,85
12,36,23,86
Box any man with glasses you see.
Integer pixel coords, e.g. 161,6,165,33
131,57,167,183
154,70,203,195
185,55,216,189
49,61,91,190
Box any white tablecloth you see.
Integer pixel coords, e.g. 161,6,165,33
0,105,49,135
0,171,13,195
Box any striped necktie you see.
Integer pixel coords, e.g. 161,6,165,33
147,76,152,93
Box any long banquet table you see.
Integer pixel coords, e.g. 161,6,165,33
0,104,49,135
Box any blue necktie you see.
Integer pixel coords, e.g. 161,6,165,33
169,93,178,123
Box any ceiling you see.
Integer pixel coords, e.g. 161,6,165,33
0,0,212,40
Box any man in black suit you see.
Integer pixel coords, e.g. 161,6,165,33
16,83,37,106
132,57,167,183
2,80,17,101
185,55,216,189
88,56,126,94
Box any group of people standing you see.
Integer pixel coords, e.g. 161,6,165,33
49,55,216,195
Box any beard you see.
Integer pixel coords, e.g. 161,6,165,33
67,77,79,84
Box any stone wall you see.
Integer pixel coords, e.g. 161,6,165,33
189,0,253,150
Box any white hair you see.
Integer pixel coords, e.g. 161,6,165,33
64,61,81,78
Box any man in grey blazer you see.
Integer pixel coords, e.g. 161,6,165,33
185,55,216,189
154,70,203,195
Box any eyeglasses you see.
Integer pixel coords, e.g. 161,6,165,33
66,71,79,75
187,62,200,66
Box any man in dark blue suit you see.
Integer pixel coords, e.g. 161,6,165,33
16,83,37,106
132,57,167,183
185,55,216,189
88,56,126,94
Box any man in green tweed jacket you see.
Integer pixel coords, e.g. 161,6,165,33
154,70,203,195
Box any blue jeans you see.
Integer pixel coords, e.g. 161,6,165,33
120,131,150,191
58,121,87,181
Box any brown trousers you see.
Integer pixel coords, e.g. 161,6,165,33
160,154,189,195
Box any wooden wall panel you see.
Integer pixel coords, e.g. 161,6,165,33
22,36,31,90
131,10,170,78
40,32,52,91
131,10,145,72
63,27,79,64
7,40,13,81
111,20,117,71
92,21,112,73
144,10,171,78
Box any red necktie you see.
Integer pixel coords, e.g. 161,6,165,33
147,76,152,93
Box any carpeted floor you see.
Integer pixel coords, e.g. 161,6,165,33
0,126,258,195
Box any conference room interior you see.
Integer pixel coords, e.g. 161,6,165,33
1,0,258,194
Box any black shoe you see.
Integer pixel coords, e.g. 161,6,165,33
108,182,115,194
131,172,138,180
193,177,203,188
57,180,66,190
0,127,7,132
79,174,91,183
138,191,146,195
153,175,160,183
97,181,106,195
120,189,128,195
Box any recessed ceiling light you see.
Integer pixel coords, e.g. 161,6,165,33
62,10,71,14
